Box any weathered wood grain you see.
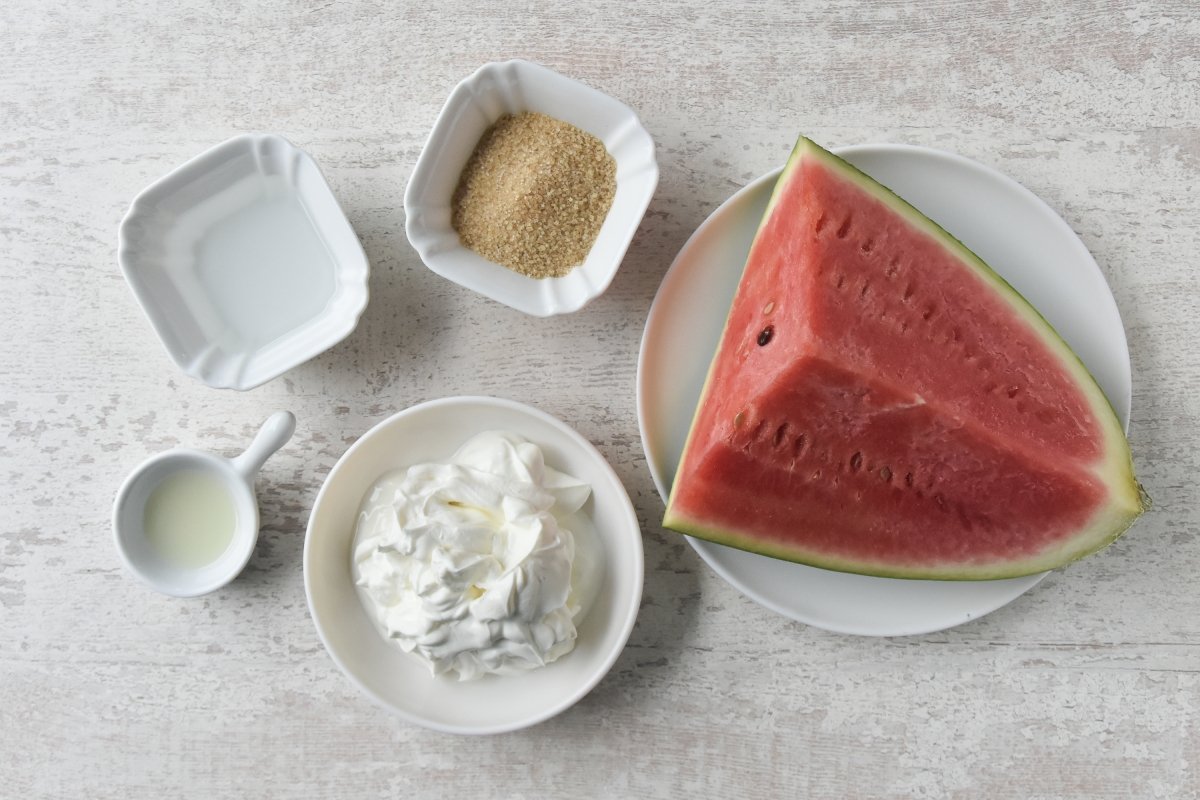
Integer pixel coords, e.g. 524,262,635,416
1,0,1197,797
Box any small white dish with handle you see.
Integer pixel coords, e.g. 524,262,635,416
113,411,296,597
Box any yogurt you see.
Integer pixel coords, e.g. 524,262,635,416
351,431,601,681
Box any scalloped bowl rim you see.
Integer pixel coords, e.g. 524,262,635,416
117,133,370,390
404,59,658,316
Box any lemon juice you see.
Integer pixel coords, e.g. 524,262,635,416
143,470,237,568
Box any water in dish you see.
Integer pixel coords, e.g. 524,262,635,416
117,134,370,390
194,173,337,349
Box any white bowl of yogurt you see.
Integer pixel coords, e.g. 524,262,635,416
303,396,644,734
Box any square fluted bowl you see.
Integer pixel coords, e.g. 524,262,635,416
404,60,658,316
118,134,369,390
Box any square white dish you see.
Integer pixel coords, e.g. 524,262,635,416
404,60,658,316
118,134,370,390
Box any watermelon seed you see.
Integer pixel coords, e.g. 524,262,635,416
757,325,774,346
811,470,822,481
1006,385,1021,398
861,239,874,254
900,321,909,333
772,423,789,448
815,214,828,234
859,280,870,299
850,451,863,472
903,283,915,302
922,305,936,321
733,411,745,428
880,466,892,482
835,274,845,290
836,215,852,238
763,301,774,315
904,472,914,487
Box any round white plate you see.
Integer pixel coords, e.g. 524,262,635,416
305,396,643,733
637,143,1132,636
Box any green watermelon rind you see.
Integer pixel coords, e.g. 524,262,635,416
666,506,1142,582
663,137,1146,582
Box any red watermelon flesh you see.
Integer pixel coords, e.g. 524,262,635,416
663,138,1145,580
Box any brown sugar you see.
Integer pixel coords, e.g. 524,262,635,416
451,112,617,279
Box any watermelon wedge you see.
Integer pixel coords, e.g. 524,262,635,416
663,137,1146,580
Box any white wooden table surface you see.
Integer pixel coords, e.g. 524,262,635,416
2,1,1197,797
